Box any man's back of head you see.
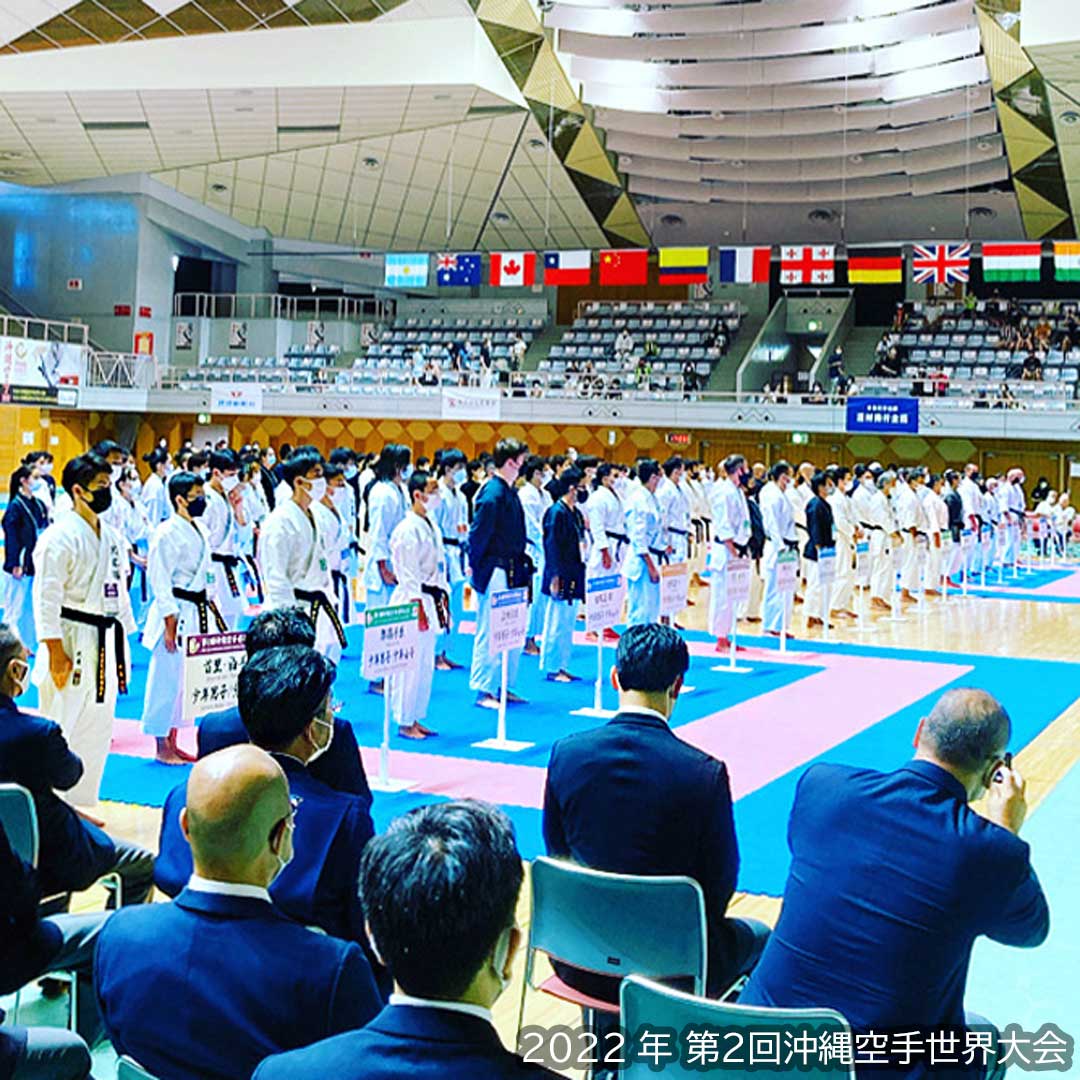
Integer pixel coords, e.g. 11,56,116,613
614,623,690,718
245,606,317,657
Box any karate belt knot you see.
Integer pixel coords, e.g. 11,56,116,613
294,588,348,648
211,553,243,598
60,607,127,704
172,588,227,634
420,584,451,631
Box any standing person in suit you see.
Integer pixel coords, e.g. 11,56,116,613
539,466,586,683
623,459,667,627
943,469,966,586
257,445,278,513
742,689,1047,1078
468,438,532,710
96,744,381,1080
3,467,47,654
253,800,559,1080
802,470,835,630
543,623,769,1002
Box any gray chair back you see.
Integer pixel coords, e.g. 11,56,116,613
0,782,39,866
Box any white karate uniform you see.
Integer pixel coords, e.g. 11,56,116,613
923,487,947,590
318,496,353,625
433,480,470,651
387,512,447,727
707,477,750,639
140,472,171,527
141,515,218,737
624,486,665,626
850,482,877,588
760,481,797,633
31,511,135,805
868,488,897,601
893,484,923,592
586,484,626,574
827,489,858,611
518,482,549,640
656,476,690,563
203,487,244,628
363,480,408,612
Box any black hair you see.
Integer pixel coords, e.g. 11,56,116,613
8,467,31,502
555,465,584,499
91,439,125,459
521,455,546,483
416,456,430,471
237,645,335,751
359,800,524,999
0,621,22,672
637,458,661,485
493,438,529,468
827,465,850,485
662,455,684,477
62,452,110,497
437,448,467,474
143,448,169,470
328,448,357,466
593,462,614,488
245,606,317,657
374,444,411,483
408,469,431,498
283,448,324,488
167,470,202,509
615,623,690,693
209,449,238,474
723,454,746,476
323,463,344,482
548,454,566,470
769,460,792,482
810,470,830,496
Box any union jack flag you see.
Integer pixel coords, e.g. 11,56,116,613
911,243,971,285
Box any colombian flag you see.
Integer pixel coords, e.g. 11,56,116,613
657,247,710,285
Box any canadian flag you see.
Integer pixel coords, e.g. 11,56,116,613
490,251,536,287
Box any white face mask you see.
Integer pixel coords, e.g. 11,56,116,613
424,492,442,512
401,464,414,483
8,660,29,698
265,451,277,467
307,477,327,503
331,487,349,509
452,467,467,486
307,715,334,763
110,464,123,482
220,474,240,494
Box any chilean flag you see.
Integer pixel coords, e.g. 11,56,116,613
543,250,591,285
490,252,537,287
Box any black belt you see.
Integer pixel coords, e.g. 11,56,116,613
211,553,242,598
294,588,347,648
172,587,227,634
59,607,127,704
331,569,350,624
669,527,690,537
648,546,670,565
126,563,147,603
421,584,451,631
443,536,467,575
608,531,630,545
243,555,264,605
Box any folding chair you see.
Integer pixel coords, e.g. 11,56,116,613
118,1057,160,1080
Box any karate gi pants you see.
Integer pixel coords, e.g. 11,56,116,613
803,560,830,624
746,562,764,620
210,571,244,630
762,543,793,634
707,545,738,639
389,596,436,726
527,554,546,640
469,568,521,697
831,540,855,611
540,594,577,675
870,534,893,602
625,571,660,628
926,538,944,590
900,534,920,592
141,638,185,737
4,572,36,652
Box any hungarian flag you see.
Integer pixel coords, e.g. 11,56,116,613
489,252,536,287
847,247,902,285
599,248,649,286
780,246,835,284
911,243,970,284
543,250,591,286
717,247,770,284
658,247,709,285
1054,242,1080,281
982,242,1042,282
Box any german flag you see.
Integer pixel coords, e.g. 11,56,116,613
847,247,902,285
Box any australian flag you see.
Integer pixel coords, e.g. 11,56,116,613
436,252,482,287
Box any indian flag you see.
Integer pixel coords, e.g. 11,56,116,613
981,242,1042,282
1054,242,1080,281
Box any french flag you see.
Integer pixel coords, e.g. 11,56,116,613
543,250,591,286
717,246,771,284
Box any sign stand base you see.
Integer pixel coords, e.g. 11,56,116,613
370,694,418,793
710,629,752,674
473,652,534,753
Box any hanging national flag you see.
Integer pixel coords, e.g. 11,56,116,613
543,250,591,286
1054,242,1080,281
489,251,536,287
847,247,902,285
384,253,429,288
435,252,482,287
599,248,649,286
911,243,970,285
658,247,710,285
717,246,770,284
780,246,835,285
982,242,1042,282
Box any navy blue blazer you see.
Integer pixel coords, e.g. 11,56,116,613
197,706,371,800
541,500,585,602
0,696,115,896
0,1026,26,1080
469,476,528,595
802,495,834,562
543,710,740,998
1,495,46,575
253,1003,560,1080
741,761,1049,1072
95,887,380,1080
154,755,374,945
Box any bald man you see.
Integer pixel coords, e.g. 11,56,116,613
743,689,1048,1078
94,745,380,1080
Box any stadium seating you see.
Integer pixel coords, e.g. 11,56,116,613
174,346,342,391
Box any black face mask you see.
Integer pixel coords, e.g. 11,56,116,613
186,495,207,518
84,486,112,515
576,487,589,505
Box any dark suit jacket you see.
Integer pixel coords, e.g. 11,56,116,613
197,706,371,800
258,466,277,512
154,755,374,946
0,696,115,896
543,709,740,998
541,500,585,602
469,476,527,594
253,1004,559,1080
944,489,964,541
95,887,380,1080
803,495,834,562
1,496,46,575
741,761,1049,1075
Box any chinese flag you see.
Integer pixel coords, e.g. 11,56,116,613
599,248,648,286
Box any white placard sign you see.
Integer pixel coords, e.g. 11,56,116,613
854,540,870,579
725,556,752,606
776,549,799,596
817,547,836,587
488,588,529,656
182,631,247,724
210,384,264,414
960,528,976,552
584,574,626,633
659,561,690,618
362,603,420,681
441,387,501,421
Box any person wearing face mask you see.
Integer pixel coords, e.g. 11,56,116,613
707,454,751,651
802,471,836,630
255,799,549,1080
585,463,627,644
517,455,551,658
892,469,924,605
539,466,586,683
3,466,48,653
328,448,362,601
236,455,269,605
260,448,346,664
96,742,381,1080
203,448,247,631
760,460,799,638
386,471,448,739
624,458,667,627
432,448,471,670
140,471,225,765
543,624,769,1007
468,438,532,710
113,466,152,631
314,464,356,628
656,456,691,571
30,452,136,805
22,450,55,520
257,445,278,513
140,447,173,526
826,465,860,618
1000,468,1027,567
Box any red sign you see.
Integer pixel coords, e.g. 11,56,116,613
139,306,152,319
114,304,132,317
67,278,83,292
133,331,154,356
666,432,691,447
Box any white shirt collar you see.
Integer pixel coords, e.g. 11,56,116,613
617,705,670,724
389,993,494,1026
187,874,272,903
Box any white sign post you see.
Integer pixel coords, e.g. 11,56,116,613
572,574,626,719
473,588,533,752
852,541,876,635
362,603,421,792
182,631,247,724
817,547,836,642
960,529,975,597
776,549,798,654
659,562,690,619
710,556,753,674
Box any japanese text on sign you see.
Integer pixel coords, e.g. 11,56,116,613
489,588,529,656
585,574,626,633
182,631,247,723
362,603,420,680
659,562,690,618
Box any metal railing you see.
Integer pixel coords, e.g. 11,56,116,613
172,292,391,322
0,313,89,345
86,352,158,390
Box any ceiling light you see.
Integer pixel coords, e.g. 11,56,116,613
433,93,452,102
362,156,380,169
210,182,228,193
809,208,836,223
660,213,684,227
491,211,512,224
849,154,863,163
527,137,546,150
83,121,150,132
969,205,996,220
1061,111,1080,125
977,141,994,152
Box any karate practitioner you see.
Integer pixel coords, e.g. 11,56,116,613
894,469,926,603
923,473,948,595
2,466,48,653
624,458,666,627
387,470,447,740
540,466,586,682
203,449,247,629
32,452,135,805
314,464,354,631
824,466,858,618
584,463,626,643
803,471,836,629
115,467,152,629
362,443,411,621
140,447,172,527
760,461,799,637
943,470,966,584
518,455,550,657
708,454,751,651
656,456,691,564
260,448,346,664
328,448,361,618
141,470,224,765
982,477,1002,573
432,448,470,670
1002,468,1027,566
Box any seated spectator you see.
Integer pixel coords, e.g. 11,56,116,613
614,328,634,358
253,800,558,1080
0,623,154,908
96,745,380,1080
681,359,698,396
543,623,769,1001
741,688,1048,1078
510,332,527,369
156,646,376,958
417,361,440,388
1022,350,1043,381
197,606,370,798
807,380,827,404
